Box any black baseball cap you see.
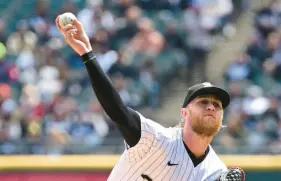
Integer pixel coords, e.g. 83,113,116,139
182,82,230,109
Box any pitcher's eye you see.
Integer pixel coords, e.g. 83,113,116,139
213,102,220,107
200,100,209,105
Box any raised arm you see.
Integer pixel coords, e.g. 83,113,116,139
55,15,141,147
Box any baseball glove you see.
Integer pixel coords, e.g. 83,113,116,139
216,167,245,181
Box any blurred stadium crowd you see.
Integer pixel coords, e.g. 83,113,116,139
216,0,281,154
0,0,246,154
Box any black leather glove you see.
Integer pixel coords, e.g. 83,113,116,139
217,167,245,181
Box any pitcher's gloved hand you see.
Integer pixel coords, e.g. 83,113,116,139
217,167,245,181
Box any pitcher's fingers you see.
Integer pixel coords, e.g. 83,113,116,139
65,29,78,36
62,24,77,32
73,19,84,32
55,16,64,33
65,30,79,44
65,30,74,41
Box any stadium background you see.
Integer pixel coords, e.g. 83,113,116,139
0,0,281,180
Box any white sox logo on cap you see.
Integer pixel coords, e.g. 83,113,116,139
202,82,212,87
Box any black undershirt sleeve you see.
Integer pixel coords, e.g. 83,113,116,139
81,51,141,147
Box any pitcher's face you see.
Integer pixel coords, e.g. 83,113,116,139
181,94,223,137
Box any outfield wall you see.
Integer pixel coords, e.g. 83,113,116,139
0,155,280,181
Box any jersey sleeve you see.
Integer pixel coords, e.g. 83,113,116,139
124,112,166,163
81,52,142,147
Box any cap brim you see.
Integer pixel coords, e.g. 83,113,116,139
190,87,230,108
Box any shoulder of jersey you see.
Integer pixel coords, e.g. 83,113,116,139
160,126,181,140
137,111,181,140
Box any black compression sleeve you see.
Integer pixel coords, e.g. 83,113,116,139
81,51,141,147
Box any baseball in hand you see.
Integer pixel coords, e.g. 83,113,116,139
59,12,76,27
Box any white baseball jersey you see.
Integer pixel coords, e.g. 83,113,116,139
107,112,227,181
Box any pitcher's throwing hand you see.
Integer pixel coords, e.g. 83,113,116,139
55,15,91,56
